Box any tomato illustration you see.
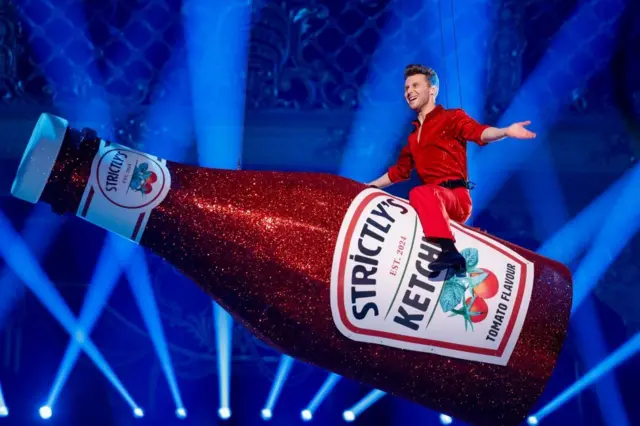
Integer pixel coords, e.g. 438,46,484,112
471,268,499,300
147,171,158,183
466,296,488,323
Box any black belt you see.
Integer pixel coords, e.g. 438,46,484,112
438,179,476,190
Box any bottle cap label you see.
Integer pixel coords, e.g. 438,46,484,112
330,188,534,366
77,140,172,242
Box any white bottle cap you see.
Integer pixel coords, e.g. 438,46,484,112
11,113,69,204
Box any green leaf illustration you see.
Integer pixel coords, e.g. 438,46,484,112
469,271,488,288
461,248,479,271
439,279,465,312
447,294,482,332
454,276,471,289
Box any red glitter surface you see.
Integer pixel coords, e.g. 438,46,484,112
33,128,572,426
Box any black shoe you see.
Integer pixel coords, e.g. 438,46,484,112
430,249,466,274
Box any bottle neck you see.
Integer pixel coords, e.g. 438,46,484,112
41,128,100,215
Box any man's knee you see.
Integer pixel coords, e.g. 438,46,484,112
451,196,472,223
456,206,472,224
409,185,440,204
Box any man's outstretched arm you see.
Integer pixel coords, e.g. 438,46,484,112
481,120,537,144
454,109,536,145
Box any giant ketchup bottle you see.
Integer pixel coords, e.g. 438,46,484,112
11,113,572,426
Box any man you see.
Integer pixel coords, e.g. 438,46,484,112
367,64,536,274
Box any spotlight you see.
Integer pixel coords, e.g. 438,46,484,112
527,416,539,425
218,407,231,420
133,407,144,418
343,410,355,422
439,413,453,424
176,407,187,419
261,408,272,420
39,406,52,419
301,409,312,421
0,406,8,417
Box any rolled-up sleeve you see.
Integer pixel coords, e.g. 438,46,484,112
387,144,414,182
452,109,491,146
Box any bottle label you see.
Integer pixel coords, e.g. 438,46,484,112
76,140,172,243
330,188,534,366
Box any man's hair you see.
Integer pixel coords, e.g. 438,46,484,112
404,64,439,88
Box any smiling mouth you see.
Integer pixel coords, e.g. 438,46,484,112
408,96,418,102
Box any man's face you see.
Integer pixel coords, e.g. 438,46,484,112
404,74,432,111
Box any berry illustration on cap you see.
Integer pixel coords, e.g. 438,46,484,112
129,163,158,195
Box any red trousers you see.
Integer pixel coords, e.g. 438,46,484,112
408,184,473,241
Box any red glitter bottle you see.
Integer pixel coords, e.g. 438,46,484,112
11,113,572,426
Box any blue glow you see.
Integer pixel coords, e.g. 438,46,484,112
571,297,631,426
0,205,65,328
261,408,272,420
303,373,342,416
533,331,640,422
571,162,640,312
339,3,415,182
125,246,185,414
184,0,253,169
0,212,138,411
470,0,627,218
47,234,133,407
0,382,7,417
439,413,453,425
538,167,632,264
14,0,113,134
39,405,52,419
343,410,355,422
434,0,492,168
218,407,231,420
519,143,569,241
342,389,386,422
141,44,194,162
185,2,250,413
434,0,491,118
262,355,295,417
214,302,233,416
301,409,312,421
528,148,629,424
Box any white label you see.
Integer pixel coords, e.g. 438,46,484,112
77,140,172,242
330,188,534,366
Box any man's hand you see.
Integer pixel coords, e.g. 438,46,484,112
505,121,536,139
367,172,392,189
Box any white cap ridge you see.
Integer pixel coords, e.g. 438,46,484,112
11,113,69,204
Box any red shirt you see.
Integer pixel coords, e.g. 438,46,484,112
387,105,490,185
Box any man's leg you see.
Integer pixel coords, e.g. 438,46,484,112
408,185,469,273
